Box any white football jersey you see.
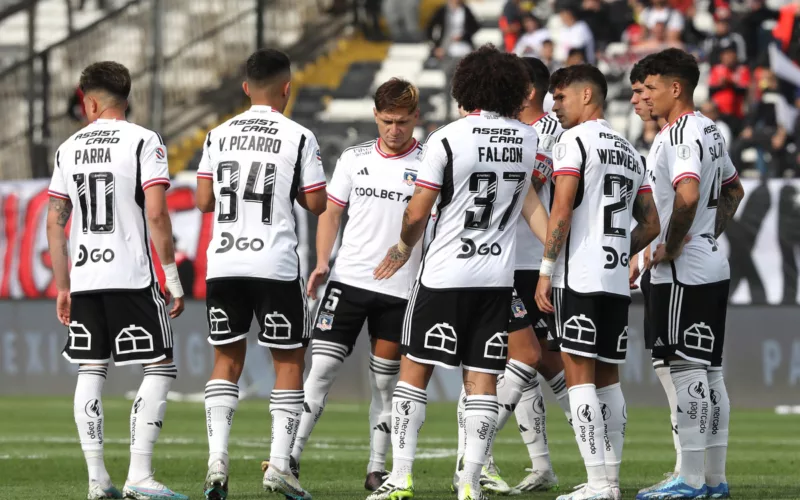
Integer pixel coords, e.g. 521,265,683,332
515,113,562,271
417,110,539,289
198,105,327,281
551,119,649,297
649,111,738,285
48,119,170,293
327,138,423,298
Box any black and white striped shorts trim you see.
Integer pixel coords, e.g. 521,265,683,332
311,340,349,362
150,283,173,349
299,278,311,339
652,357,666,369
393,385,427,405
549,375,566,394
369,356,400,375
78,366,108,378
143,363,177,379
401,281,421,346
270,390,305,406
506,361,534,385
552,288,564,340
667,283,685,346
464,399,499,414
205,380,239,399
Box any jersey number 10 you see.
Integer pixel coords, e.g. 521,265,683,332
217,160,277,225
73,172,115,234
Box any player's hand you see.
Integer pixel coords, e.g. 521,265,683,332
373,244,411,280
169,296,184,319
307,265,330,299
652,235,691,268
535,275,554,314
643,245,652,270
629,253,641,290
56,290,71,326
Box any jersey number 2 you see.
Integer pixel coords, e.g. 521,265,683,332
73,172,115,234
464,171,526,231
603,174,633,237
217,161,277,225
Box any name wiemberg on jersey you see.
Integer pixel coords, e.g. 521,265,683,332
597,132,640,174
474,127,524,162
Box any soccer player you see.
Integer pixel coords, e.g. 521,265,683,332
534,64,660,500
195,49,327,500
289,78,424,491
636,48,743,500
368,45,550,500
46,61,187,500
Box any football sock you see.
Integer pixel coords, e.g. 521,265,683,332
515,377,552,472
367,354,400,473
390,382,427,479
547,370,571,421
655,360,682,473
456,386,467,468
462,396,499,492
269,390,304,472
128,364,177,483
204,379,239,467
596,383,627,488
496,359,536,431
705,369,730,487
290,341,346,463
670,361,710,489
75,365,110,485
568,383,609,490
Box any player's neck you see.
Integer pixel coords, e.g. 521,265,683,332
520,107,546,125
656,117,668,129
581,105,604,124
665,102,694,125
250,99,285,114
378,137,415,156
93,108,126,122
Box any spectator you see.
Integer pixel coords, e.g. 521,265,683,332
539,39,558,72
557,5,596,63
772,2,800,61
427,0,479,59
514,14,550,56
702,7,747,65
636,0,683,43
700,101,733,147
500,0,524,52
736,0,778,66
565,47,588,66
709,42,751,122
581,0,615,50
634,21,684,54
360,0,385,41
635,119,660,150
383,0,421,42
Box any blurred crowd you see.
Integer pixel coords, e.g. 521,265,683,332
341,0,800,179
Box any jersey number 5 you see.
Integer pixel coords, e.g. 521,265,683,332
217,160,277,225
463,171,526,231
73,172,115,234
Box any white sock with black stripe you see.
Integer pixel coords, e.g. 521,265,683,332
204,380,239,467
291,341,347,463
270,390,304,472
497,359,536,431
75,365,110,486
456,386,467,467
128,363,177,483
390,382,427,480
670,360,709,489
368,354,400,473
462,395,499,492
654,359,682,474
568,383,609,490
515,377,552,472
547,370,571,421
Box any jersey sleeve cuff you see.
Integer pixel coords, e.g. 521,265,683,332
197,171,213,180
142,178,171,191
415,179,441,190
637,185,652,194
300,181,326,193
327,194,347,207
48,190,70,200
672,172,700,188
553,168,581,178
721,172,739,186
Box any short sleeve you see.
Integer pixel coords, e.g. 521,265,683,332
326,157,351,207
638,155,652,194
551,134,583,178
668,126,702,188
48,148,70,200
197,131,213,182
140,132,170,191
532,150,554,186
416,135,448,190
721,152,739,187
298,133,326,194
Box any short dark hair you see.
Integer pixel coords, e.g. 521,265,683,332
451,44,530,118
522,57,551,104
549,63,607,101
630,54,655,85
374,78,419,113
641,48,700,94
245,48,291,86
79,61,131,101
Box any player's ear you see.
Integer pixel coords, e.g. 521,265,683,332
583,86,592,105
283,80,291,99
413,107,420,120
242,81,250,97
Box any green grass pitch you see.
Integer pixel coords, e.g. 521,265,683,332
1,398,798,499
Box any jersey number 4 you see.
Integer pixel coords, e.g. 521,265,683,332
73,172,115,234
464,171,526,231
217,160,277,225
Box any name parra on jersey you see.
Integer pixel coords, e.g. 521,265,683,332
416,110,539,289
327,138,423,298
551,119,649,297
197,105,326,282
48,119,171,293
648,111,738,286
515,113,562,271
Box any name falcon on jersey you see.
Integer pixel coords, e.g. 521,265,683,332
475,127,525,163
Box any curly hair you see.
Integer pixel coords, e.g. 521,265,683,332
451,45,530,118
640,48,699,95
80,61,131,101
549,64,607,102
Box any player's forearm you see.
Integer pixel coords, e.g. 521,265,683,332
542,205,572,262
714,181,744,238
46,198,72,291
664,196,697,255
631,192,660,256
148,213,177,265
316,205,342,266
630,225,658,256
399,207,428,248
522,189,548,244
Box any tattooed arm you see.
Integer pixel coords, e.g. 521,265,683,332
714,177,744,238
46,197,73,292
373,186,438,280
662,177,699,257
630,190,660,255
542,175,579,261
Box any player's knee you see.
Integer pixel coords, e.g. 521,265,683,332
508,328,541,369
595,362,619,388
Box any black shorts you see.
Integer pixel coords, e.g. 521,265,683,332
205,278,310,349
641,269,655,350
650,280,729,367
64,284,173,366
402,282,511,374
552,287,630,364
510,270,552,339
311,281,407,353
